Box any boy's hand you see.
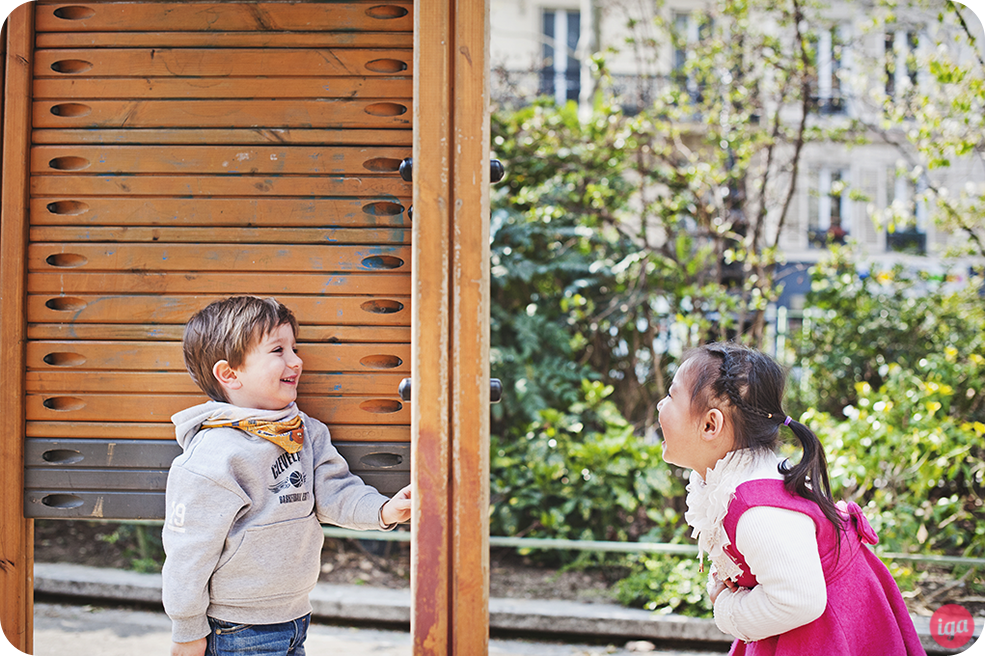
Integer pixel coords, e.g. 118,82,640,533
171,638,206,656
381,484,412,525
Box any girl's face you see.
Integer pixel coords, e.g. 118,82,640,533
656,358,707,470
656,357,736,476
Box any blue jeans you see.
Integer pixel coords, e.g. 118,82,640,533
207,614,310,656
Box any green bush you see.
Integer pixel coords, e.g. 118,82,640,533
614,555,712,617
490,380,685,551
808,356,985,556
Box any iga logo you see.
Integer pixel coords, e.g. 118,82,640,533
931,604,975,650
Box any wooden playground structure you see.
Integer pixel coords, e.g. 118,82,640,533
0,1,493,653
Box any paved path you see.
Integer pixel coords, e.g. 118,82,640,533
20,602,724,656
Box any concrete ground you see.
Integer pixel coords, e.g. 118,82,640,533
10,563,982,656
23,602,722,656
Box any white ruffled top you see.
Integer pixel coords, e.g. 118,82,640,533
684,448,785,582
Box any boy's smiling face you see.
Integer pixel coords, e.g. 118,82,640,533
219,322,302,410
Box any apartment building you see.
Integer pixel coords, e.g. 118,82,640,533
489,0,985,310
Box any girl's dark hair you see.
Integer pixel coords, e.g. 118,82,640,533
682,342,843,532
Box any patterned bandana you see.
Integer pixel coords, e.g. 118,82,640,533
202,404,305,454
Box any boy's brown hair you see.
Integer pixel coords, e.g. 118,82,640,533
182,296,299,403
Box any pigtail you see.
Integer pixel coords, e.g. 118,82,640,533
780,417,845,532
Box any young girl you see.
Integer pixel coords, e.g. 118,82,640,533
657,342,925,656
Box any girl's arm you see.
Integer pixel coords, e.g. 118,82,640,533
713,507,827,642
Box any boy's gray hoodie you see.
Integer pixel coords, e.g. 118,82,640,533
161,401,390,643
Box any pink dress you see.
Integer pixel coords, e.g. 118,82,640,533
721,479,926,656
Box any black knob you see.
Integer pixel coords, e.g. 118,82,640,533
399,157,413,182
397,377,502,403
490,159,505,183
407,205,413,221
490,378,503,403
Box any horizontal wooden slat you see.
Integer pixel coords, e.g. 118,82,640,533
27,394,409,424
35,32,415,50
24,438,409,471
25,422,410,443
28,296,410,326
25,489,165,519
27,324,411,343
29,244,410,273
35,49,413,78
26,438,178,468
28,272,410,295
31,175,411,196
33,145,410,175
25,466,410,518
32,128,414,146
26,371,407,396
34,100,412,129
26,468,170,491
26,342,411,371
34,77,412,100
30,198,410,227
34,2,414,33
30,226,411,245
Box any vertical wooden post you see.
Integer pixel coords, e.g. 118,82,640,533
411,0,490,653
450,0,491,651
0,3,34,654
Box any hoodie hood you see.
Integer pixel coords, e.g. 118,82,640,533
172,401,225,450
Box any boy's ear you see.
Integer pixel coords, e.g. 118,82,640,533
212,360,242,390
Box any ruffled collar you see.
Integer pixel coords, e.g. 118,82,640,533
684,449,784,581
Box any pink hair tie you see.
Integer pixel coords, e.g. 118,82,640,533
783,416,793,426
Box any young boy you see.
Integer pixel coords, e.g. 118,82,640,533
162,296,412,656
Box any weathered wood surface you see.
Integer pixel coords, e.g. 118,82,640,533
34,2,414,33
20,0,414,523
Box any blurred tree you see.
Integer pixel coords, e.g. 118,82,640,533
857,0,985,258
492,0,864,433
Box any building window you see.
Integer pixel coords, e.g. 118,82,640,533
885,167,927,253
808,26,847,115
885,29,919,99
540,9,581,104
672,11,711,103
808,168,850,248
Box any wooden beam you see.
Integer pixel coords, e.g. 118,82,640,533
411,0,452,651
451,0,491,652
0,4,35,653
411,0,491,652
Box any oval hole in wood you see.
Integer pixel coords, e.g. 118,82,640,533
359,399,403,414
47,200,89,215
53,5,96,19
50,59,93,74
359,354,403,369
365,5,409,19
361,255,404,270
49,156,90,171
360,299,404,314
364,102,408,117
362,157,402,173
45,297,88,312
362,201,405,217
45,253,89,268
43,352,87,367
365,59,408,74
41,494,86,509
42,449,85,465
359,452,403,468
50,103,92,117
42,397,86,412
